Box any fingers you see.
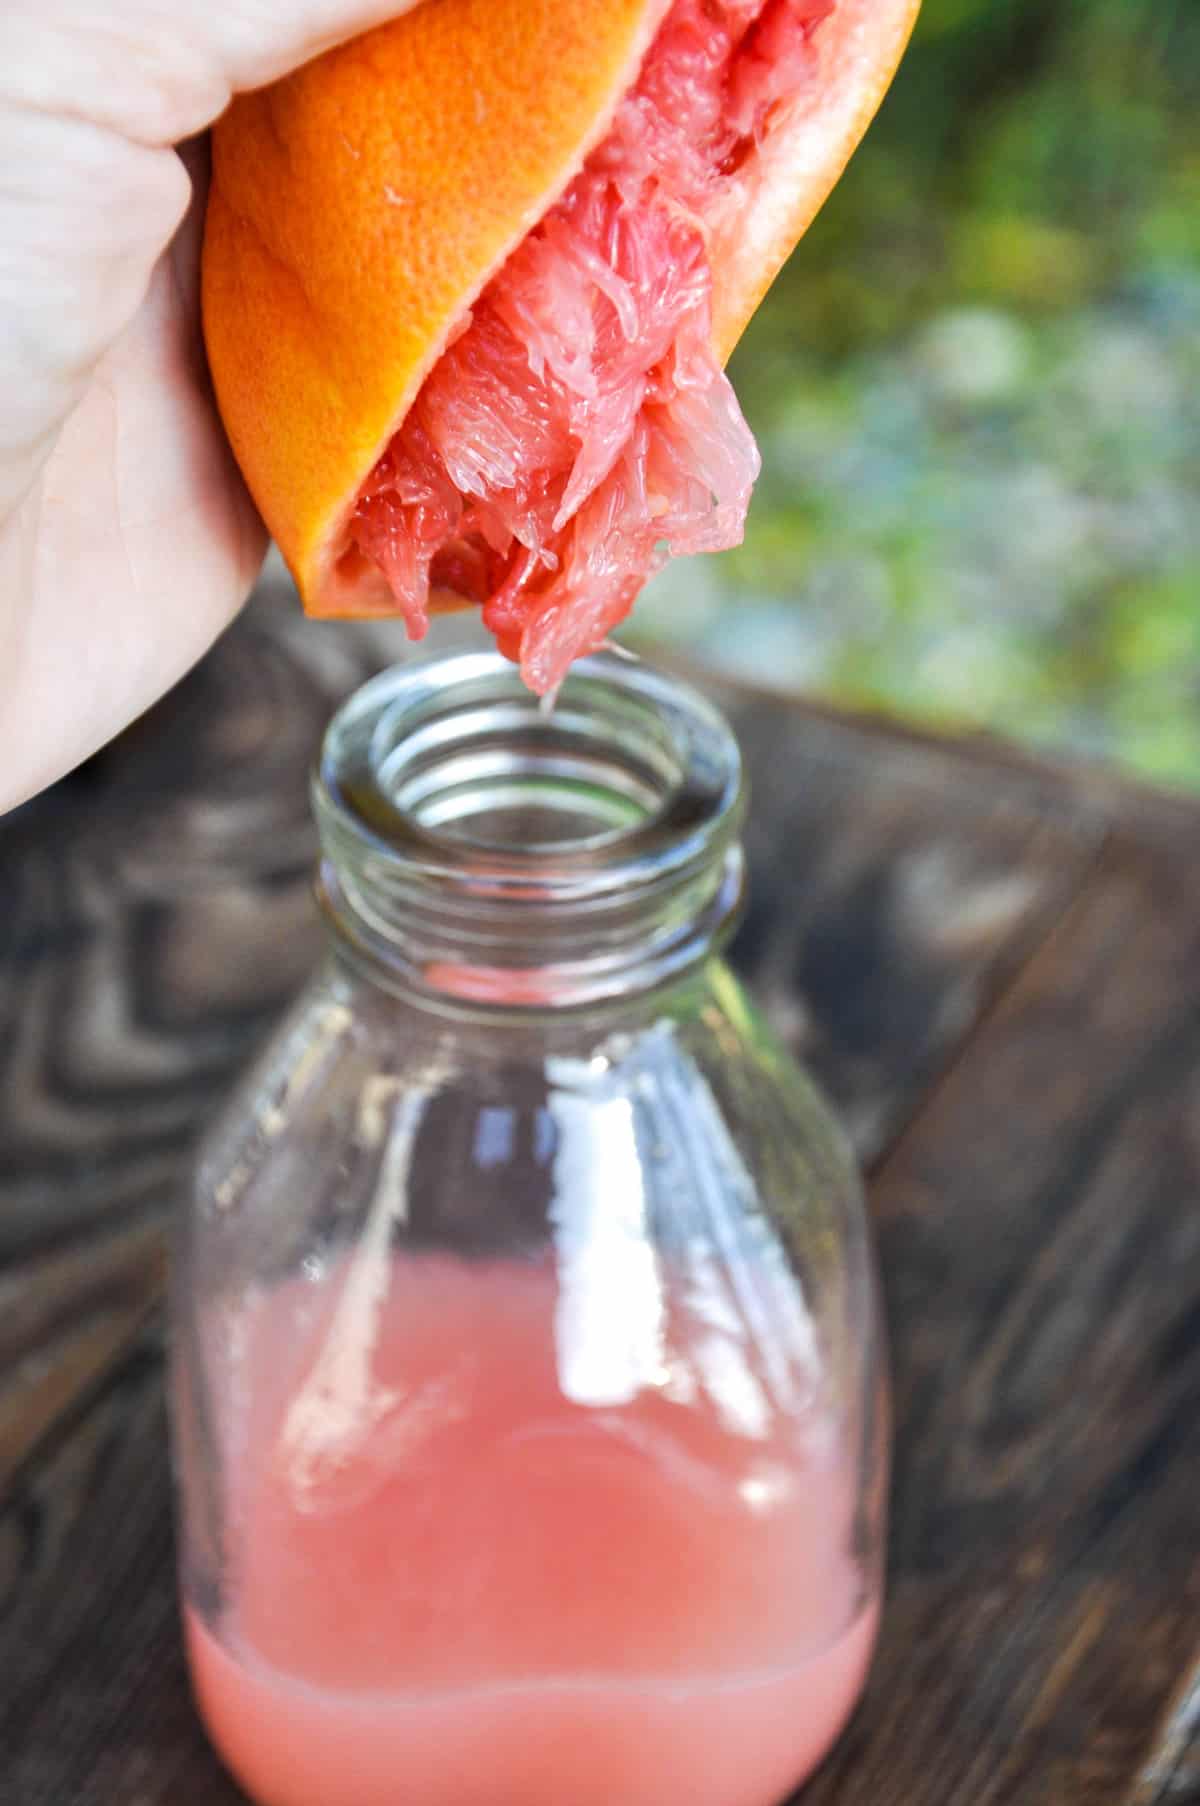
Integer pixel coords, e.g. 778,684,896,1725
0,2,422,521
0,248,268,815
0,2,424,147
0,1,430,804
0,103,191,519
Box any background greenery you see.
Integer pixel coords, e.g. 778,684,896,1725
631,0,1200,787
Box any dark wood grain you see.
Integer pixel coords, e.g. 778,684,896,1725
800,838,1200,1806
730,692,1101,1158
2,586,1199,1803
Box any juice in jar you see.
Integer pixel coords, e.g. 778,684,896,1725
184,1250,877,1806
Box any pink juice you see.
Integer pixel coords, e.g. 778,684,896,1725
184,1253,878,1806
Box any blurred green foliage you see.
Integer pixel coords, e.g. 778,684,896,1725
637,0,1200,789
747,0,1200,359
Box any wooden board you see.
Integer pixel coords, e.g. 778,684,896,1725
3,589,1199,1802
806,839,1200,1804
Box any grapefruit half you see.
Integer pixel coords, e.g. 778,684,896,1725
204,0,919,692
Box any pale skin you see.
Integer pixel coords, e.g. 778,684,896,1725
0,1,424,815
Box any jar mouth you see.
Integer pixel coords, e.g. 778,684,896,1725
319,651,742,890
313,650,745,1006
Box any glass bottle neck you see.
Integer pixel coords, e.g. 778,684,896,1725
313,652,745,1011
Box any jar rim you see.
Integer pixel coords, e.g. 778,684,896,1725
317,650,742,892
312,650,745,1007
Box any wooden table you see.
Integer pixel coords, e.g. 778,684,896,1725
4,585,1200,1805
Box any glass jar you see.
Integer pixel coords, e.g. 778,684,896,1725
171,651,888,1806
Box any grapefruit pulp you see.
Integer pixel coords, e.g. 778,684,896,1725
204,0,920,690
349,0,820,693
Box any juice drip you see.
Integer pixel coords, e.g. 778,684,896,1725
349,1,835,693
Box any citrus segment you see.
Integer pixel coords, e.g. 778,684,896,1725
204,0,671,620
350,0,792,692
204,0,919,687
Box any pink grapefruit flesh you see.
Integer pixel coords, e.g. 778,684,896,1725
347,0,836,693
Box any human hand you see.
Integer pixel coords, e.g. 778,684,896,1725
0,2,422,812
